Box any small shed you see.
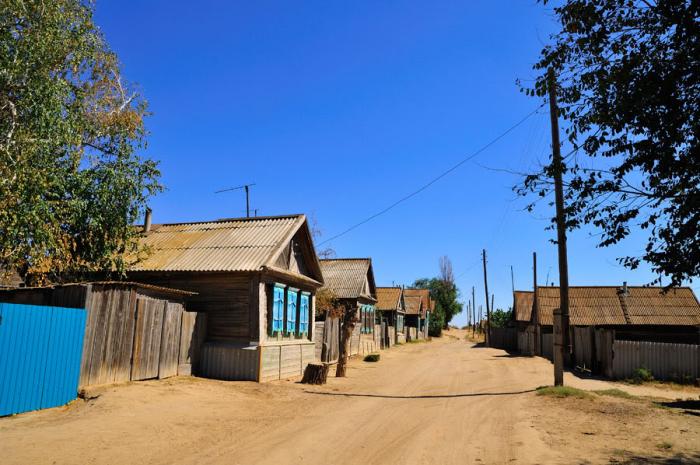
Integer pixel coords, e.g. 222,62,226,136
0,282,200,388
318,258,378,356
128,214,325,382
376,287,405,346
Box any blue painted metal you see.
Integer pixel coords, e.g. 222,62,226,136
0,303,86,416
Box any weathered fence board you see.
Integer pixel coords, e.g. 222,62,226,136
490,327,517,351
158,302,183,379
541,333,554,361
131,298,165,381
0,303,86,416
573,326,594,370
612,340,699,381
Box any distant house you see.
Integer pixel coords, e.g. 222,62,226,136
402,290,424,341
404,288,431,339
128,214,325,382
318,258,378,356
515,284,700,375
376,287,406,346
512,290,535,355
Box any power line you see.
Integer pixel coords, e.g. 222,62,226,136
318,103,545,245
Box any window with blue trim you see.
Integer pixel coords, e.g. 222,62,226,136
271,284,285,334
286,288,298,334
299,292,310,335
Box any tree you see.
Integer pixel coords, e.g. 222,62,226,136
518,0,699,287
0,0,161,285
414,268,463,337
490,308,513,328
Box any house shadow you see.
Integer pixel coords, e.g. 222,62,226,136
578,452,700,464
303,388,536,400
655,399,700,417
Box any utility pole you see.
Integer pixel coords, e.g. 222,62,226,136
482,249,491,345
511,265,515,294
548,68,570,387
214,183,256,218
472,286,476,336
533,252,540,355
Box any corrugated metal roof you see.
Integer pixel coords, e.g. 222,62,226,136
537,286,626,326
319,259,375,300
404,289,429,316
513,291,533,322
376,287,402,311
131,215,304,272
624,287,700,325
404,295,422,315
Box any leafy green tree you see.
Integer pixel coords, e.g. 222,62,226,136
414,272,463,337
0,0,161,284
490,308,513,328
518,0,699,286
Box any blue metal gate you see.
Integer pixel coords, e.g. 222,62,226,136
0,303,87,416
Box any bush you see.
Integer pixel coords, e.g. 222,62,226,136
363,354,380,362
536,386,592,399
630,367,654,384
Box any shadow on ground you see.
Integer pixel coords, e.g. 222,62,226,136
580,452,700,464
304,389,536,399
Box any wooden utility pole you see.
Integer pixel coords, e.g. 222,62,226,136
548,68,570,387
482,249,491,345
472,286,476,336
511,265,515,294
533,252,540,355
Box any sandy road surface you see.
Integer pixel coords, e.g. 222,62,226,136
1,331,698,465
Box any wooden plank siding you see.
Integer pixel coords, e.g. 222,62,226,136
131,297,165,381
158,302,183,379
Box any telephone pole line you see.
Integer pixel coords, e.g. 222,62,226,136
472,286,476,337
482,249,491,345
548,68,570,387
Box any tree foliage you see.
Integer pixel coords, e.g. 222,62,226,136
490,308,513,328
414,262,463,338
0,0,161,284
518,0,699,286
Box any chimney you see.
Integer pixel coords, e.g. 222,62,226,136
621,281,628,295
144,208,152,232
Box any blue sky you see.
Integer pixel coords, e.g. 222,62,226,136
95,1,697,326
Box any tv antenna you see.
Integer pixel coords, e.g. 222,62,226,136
215,183,256,217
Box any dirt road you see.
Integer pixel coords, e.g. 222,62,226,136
2,331,698,465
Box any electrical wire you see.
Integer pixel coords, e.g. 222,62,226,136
318,103,546,246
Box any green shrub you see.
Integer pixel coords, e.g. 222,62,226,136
536,386,592,399
593,389,635,399
363,354,380,362
630,367,654,384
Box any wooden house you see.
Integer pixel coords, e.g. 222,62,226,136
128,214,325,382
402,290,424,341
525,284,700,374
376,287,406,346
512,290,535,355
318,258,378,356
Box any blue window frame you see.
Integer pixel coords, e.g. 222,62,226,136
299,292,310,335
271,284,285,334
286,288,298,334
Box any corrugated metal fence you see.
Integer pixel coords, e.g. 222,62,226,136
612,340,699,381
0,303,86,416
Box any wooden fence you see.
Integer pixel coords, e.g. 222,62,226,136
314,317,340,363
489,327,517,351
0,283,205,388
517,326,536,355
541,333,554,361
612,340,699,381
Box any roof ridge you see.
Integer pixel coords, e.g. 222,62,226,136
144,214,303,227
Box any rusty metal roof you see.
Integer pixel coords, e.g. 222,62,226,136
376,287,402,311
404,294,423,315
537,286,626,326
624,287,700,325
513,291,534,322
404,288,430,316
131,215,306,272
535,286,700,326
319,258,376,301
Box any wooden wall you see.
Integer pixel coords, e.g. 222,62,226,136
259,343,315,382
199,343,258,381
130,272,254,341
